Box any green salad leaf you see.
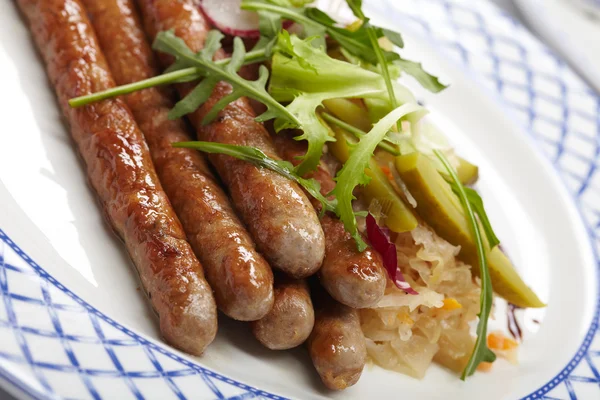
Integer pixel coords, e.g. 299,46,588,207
448,183,501,249
435,150,496,379
320,112,400,155
243,0,446,94
269,32,398,175
394,59,448,93
173,141,337,215
344,0,399,130
153,30,294,125
331,103,422,250
268,31,428,174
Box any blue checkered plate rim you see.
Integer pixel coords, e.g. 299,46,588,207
1,0,599,399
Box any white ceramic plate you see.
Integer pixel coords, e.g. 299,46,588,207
0,0,599,399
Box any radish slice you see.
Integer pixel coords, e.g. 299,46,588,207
200,0,261,38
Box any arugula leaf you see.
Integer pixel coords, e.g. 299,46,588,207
345,0,364,18
434,150,496,379
257,9,282,38
320,112,400,155
243,0,326,47
381,28,404,49
464,188,500,248
303,8,390,64
168,77,219,119
448,184,501,249
331,103,422,250
154,30,296,126
244,0,446,94
173,141,337,214
344,0,399,131
394,59,448,93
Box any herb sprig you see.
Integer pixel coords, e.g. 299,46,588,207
172,141,336,215
153,30,294,125
332,103,421,250
242,0,447,93
449,184,501,249
177,105,420,251
68,43,268,108
320,112,400,156
345,0,399,130
435,150,497,379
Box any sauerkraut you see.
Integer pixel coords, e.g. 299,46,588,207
360,224,482,379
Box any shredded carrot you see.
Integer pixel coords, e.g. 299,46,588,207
487,332,518,351
477,362,493,372
441,298,462,311
380,165,394,181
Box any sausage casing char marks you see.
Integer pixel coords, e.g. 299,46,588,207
308,289,367,390
16,0,217,354
82,0,274,321
271,133,387,309
251,276,314,350
136,0,326,279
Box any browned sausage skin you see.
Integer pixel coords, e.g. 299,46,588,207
251,276,314,350
271,133,387,309
135,0,326,279
16,0,217,354
308,289,367,390
81,0,274,321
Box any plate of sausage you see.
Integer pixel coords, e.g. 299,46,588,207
0,0,598,399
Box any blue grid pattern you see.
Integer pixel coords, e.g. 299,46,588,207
584,0,600,9
0,232,282,399
362,0,600,399
0,0,599,399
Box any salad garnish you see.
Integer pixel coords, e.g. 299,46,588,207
64,0,545,379
320,111,401,155
243,0,446,93
435,149,497,379
330,103,421,250
173,141,336,215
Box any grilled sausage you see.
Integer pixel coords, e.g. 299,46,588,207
307,289,367,390
251,276,314,350
17,0,217,354
136,0,326,279
271,133,387,308
81,0,274,321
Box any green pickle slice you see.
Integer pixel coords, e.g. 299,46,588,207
395,152,544,308
456,156,479,186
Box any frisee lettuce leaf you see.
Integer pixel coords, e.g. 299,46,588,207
172,141,337,215
269,32,428,175
434,150,496,379
331,103,422,251
243,0,446,93
269,32,399,175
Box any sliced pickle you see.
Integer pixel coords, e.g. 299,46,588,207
323,98,372,132
325,121,418,233
395,152,544,308
456,156,479,186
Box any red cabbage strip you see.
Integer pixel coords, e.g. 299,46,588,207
366,214,418,295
